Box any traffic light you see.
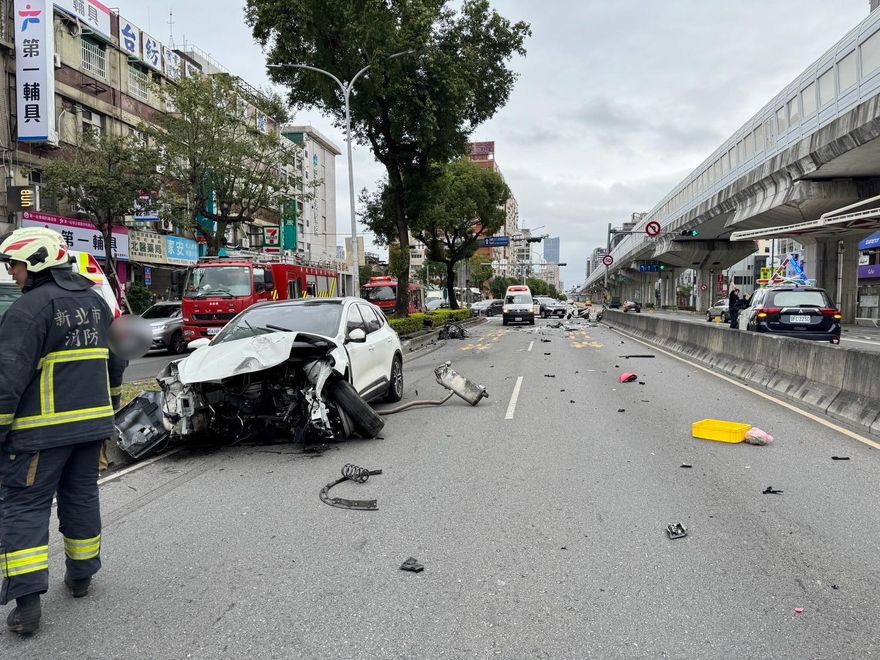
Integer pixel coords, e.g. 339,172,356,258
659,263,666,271
679,229,700,237
526,237,543,243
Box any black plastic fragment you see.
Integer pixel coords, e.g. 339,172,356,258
617,408,625,413
831,456,850,461
762,486,783,495
400,557,424,573
620,355,656,359
680,463,692,468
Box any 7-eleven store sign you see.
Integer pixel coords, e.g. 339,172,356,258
263,225,281,254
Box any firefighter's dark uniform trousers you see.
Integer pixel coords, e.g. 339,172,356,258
0,270,123,604
1,441,103,603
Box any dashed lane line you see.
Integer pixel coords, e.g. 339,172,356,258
505,376,524,420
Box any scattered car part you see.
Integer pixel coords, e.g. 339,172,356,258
617,408,625,413
379,392,454,416
831,456,850,460
619,373,638,383
434,362,488,406
115,391,171,459
400,557,424,573
342,463,373,483
319,465,383,511
438,322,467,340
680,463,693,468
620,355,656,359
762,486,783,494
666,523,687,539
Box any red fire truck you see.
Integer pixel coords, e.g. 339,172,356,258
361,275,425,315
181,256,340,341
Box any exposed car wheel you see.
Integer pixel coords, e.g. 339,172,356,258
385,355,404,403
486,310,493,317
326,379,385,438
169,331,187,354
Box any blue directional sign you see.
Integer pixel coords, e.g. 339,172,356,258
639,263,660,272
859,232,880,251
483,236,510,247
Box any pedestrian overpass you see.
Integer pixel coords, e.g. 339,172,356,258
585,8,880,321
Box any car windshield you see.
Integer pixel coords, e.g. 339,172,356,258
184,266,251,298
770,290,830,308
506,294,532,304
142,305,179,319
363,285,396,302
213,302,344,344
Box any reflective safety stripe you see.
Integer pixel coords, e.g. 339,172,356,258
12,348,112,431
1,545,49,577
64,535,101,561
0,412,13,425
11,405,114,431
38,348,109,370
109,386,122,396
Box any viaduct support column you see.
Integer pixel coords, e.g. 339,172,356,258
802,237,861,324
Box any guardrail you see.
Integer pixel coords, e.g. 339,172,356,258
603,310,880,437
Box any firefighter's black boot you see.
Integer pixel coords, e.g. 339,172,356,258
6,593,41,636
64,574,92,598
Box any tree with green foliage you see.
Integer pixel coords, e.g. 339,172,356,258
43,132,162,298
146,74,298,255
489,276,517,300
392,159,508,309
248,0,530,315
470,253,493,291
359,262,375,288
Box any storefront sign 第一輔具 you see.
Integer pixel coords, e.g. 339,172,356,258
22,211,129,261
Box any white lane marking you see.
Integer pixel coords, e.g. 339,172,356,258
841,337,880,347
98,447,182,486
610,328,880,451
505,376,524,420
527,341,534,352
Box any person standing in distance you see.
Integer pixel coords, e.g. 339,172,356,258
0,227,124,636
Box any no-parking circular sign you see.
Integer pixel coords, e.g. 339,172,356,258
602,255,614,267
645,221,662,237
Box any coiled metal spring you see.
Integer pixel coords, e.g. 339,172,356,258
342,463,371,484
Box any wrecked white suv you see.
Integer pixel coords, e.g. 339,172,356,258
157,298,403,444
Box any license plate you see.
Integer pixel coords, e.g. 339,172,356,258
207,327,221,336
788,315,811,324
515,317,522,322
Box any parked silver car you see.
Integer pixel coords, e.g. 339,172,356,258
705,299,730,322
142,302,188,353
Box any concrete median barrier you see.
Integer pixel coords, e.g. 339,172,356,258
604,310,880,437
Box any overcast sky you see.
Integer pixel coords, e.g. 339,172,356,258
122,1,869,290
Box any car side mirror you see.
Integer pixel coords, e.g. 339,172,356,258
347,328,366,343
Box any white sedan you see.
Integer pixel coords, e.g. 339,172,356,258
161,297,403,442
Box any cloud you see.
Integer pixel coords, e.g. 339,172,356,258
118,0,868,289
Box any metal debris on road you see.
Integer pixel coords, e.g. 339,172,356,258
617,408,626,413
400,557,424,573
544,374,556,378
666,523,688,539
544,352,552,356
680,463,693,468
434,362,489,406
619,373,638,383
762,486,783,495
831,456,850,461
438,322,467,340
341,463,373,483
620,355,656,359
319,465,383,511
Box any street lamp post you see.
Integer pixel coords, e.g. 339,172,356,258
269,50,414,298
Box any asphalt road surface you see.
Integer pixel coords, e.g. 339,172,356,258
642,308,880,353
125,350,184,382
4,318,879,657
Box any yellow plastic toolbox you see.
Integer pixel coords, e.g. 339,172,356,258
691,419,752,444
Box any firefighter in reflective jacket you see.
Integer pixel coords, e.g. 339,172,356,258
0,227,124,636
